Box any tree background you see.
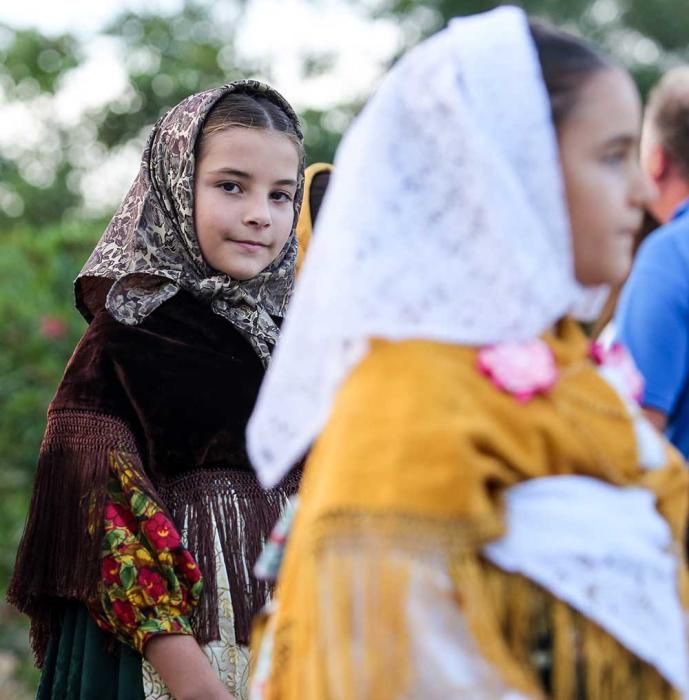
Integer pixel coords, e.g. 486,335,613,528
1,0,687,694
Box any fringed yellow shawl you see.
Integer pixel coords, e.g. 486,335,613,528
255,318,689,699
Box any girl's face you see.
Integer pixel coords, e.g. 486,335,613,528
559,67,656,287
194,127,300,280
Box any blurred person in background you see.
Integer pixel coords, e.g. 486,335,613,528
615,66,689,457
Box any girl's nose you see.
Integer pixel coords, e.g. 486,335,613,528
244,195,272,227
632,165,658,210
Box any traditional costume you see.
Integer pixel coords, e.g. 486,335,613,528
9,80,304,700
247,9,689,699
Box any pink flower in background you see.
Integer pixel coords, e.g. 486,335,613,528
478,339,558,402
40,316,67,340
590,341,644,403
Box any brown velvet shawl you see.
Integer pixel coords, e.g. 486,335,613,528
8,291,300,665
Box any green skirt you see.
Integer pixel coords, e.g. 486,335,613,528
37,602,144,700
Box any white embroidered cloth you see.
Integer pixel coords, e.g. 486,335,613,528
247,6,606,487
484,475,689,695
143,515,251,699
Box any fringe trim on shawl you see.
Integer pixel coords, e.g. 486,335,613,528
6,409,140,667
157,466,301,646
262,510,681,699
457,556,681,699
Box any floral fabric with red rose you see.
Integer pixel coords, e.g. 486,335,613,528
89,451,204,654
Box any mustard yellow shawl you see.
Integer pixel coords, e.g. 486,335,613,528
257,319,689,699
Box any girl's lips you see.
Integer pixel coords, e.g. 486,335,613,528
230,239,267,251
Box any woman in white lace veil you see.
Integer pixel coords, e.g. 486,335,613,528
248,7,689,699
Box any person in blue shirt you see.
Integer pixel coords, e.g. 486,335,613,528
615,66,689,458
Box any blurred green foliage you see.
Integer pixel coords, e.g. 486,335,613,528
0,24,80,95
94,2,258,149
0,0,345,233
372,0,689,95
1,0,689,232
0,221,102,694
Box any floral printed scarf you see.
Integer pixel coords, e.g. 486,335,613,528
76,80,304,365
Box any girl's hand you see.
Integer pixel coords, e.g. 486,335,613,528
144,634,237,700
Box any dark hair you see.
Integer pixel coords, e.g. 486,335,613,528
645,67,689,178
196,91,303,159
529,20,611,129
309,170,331,225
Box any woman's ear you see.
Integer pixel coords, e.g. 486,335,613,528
647,142,670,183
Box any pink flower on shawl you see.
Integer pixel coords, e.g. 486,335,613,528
478,339,558,402
112,599,138,628
143,513,181,550
104,501,138,534
590,341,644,403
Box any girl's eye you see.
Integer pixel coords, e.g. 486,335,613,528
271,191,293,202
602,151,628,166
220,182,240,193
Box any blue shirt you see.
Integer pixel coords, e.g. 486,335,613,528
615,199,689,458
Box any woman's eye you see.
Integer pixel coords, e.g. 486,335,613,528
220,182,240,193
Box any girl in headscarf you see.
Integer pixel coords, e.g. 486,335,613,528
247,8,689,699
8,80,304,700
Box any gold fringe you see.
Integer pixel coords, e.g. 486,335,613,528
317,543,412,700
455,557,681,700
250,607,270,681
257,514,682,699
552,600,576,699
451,554,542,696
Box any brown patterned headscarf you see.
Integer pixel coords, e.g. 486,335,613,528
76,80,304,364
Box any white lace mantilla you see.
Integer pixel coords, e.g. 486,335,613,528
484,475,689,696
247,6,608,488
